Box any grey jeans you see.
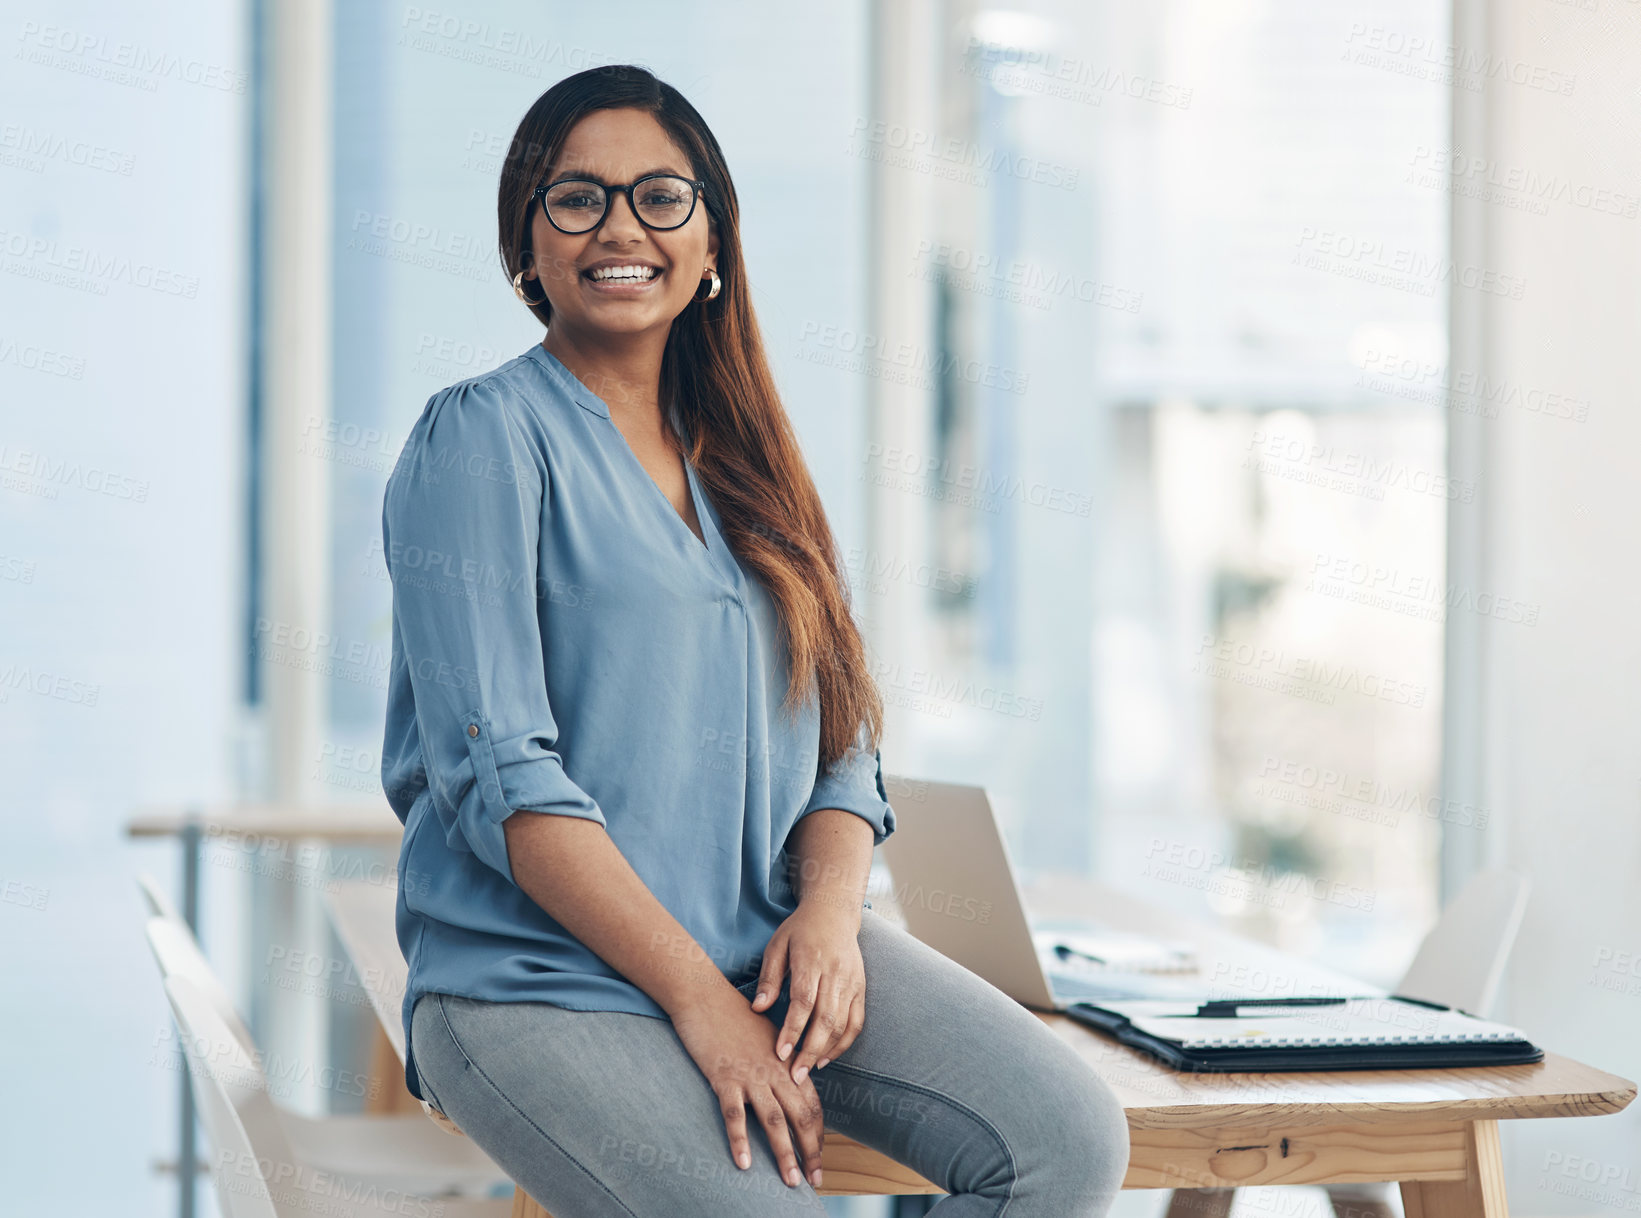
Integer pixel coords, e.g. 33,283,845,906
410,906,1129,1216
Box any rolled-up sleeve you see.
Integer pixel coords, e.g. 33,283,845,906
382,378,606,887
799,719,896,846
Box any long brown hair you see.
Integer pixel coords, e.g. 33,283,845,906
497,64,882,772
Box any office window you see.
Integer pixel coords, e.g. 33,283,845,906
886,0,1450,983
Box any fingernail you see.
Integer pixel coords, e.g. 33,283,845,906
777,1042,791,1061
755,991,768,1006
787,1166,802,1187
811,1168,824,1187
737,1150,750,1169
817,1057,831,1070
793,1064,809,1084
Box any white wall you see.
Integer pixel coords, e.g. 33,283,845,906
1461,2,1641,1210
0,2,248,1214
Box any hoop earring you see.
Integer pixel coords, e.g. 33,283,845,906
513,268,545,305
696,269,721,302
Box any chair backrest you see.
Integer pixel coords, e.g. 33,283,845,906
160,975,288,1218
144,915,259,1055
1396,867,1530,1015
135,872,184,923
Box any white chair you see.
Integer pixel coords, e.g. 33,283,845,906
136,870,184,922
1393,868,1530,1016
1166,867,1532,1218
140,901,510,1198
144,917,259,1054
160,973,512,1217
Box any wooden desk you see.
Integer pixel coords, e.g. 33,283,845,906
325,870,1634,1217
1020,873,1633,1217
127,800,406,850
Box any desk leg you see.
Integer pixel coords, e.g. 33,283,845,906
510,1188,551,1218
1167,1189,1237,1218
365,1024,425,1116
1401,1121,1508,1218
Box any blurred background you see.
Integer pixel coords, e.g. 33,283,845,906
3,0,1637,1214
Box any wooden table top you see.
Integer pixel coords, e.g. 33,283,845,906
1037,1016,1632,1127
126,801,404,841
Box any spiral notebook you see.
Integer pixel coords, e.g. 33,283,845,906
1066,995,1545,1072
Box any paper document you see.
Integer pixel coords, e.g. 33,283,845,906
1094,997,1533,1049
1031,926,1199,974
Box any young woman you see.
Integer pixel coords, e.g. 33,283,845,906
381,63,1129,1217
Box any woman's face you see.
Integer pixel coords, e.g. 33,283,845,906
525,107,718,342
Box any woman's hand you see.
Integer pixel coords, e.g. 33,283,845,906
752,901,866,1085
671,989,827,1190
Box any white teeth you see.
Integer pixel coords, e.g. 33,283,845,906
588,265,658,282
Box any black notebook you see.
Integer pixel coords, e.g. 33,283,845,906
1065,995,1545,1072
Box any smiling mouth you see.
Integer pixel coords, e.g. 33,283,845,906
584,266,661,284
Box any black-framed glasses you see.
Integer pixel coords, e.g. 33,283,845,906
532,174,707,234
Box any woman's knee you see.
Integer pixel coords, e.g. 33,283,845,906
980,1038,1129,1205
1081,1070,1131,1176
1045,1064,1131,1204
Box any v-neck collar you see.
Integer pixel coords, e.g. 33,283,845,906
522,340,741,591
679,460,714,552
524,339,610,418
683,455,743,596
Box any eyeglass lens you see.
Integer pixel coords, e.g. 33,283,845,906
543,177,697,232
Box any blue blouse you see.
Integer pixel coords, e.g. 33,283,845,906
379,339,895,1102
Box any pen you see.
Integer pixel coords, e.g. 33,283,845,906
1053,942,1191,967
1053,943,1110,966
1190,997,1357,1018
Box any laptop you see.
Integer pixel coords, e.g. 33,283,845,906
876,775,1199,1010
